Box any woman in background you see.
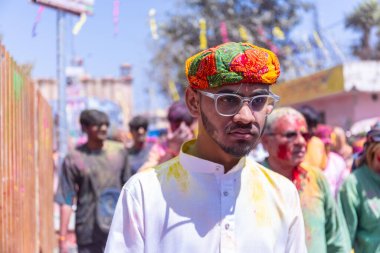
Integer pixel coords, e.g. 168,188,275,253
339,122,380,253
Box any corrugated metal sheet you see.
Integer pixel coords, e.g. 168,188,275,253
0,43,54,253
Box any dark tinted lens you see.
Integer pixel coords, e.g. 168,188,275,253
217,94,241,115
301,132,311,141
284,131,298,139
283,131,310,140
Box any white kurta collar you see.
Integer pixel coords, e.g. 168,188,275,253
179,139,246,175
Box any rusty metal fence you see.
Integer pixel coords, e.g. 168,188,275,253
0,43,55,252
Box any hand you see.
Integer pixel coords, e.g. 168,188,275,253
59,237,69,253
167,122,194,153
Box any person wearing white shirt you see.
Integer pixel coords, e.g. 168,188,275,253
105,42,307,253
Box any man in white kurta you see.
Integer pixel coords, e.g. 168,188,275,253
106,141,306,253
105,42,307,253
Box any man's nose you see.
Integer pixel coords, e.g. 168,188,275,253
233,102,256,124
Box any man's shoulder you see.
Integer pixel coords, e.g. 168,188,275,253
247,159,298,192
65,144,87,159
104,140,126,151
300,162,324,177
300,162,331,193
124,157,180,186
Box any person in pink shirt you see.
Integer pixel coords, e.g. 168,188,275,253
315,124,348,198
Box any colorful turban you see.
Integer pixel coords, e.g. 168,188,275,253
185,42,280,89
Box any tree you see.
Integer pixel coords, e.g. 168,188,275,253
345,0,380,60
149,0,312,99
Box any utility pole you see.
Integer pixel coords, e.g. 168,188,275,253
57,10,67,167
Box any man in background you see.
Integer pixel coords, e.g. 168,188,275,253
138,101,196,171
298,105,328,169
127,115,155,174
261,107,350,253
55,109,130,253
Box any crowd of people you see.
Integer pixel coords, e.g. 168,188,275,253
55,42,380,253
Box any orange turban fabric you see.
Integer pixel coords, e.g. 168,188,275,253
185,42,280,89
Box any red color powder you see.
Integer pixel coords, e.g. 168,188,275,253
277,144,289,160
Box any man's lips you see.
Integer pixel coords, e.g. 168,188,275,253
228,128,258,139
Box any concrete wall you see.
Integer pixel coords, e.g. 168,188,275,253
292,91,380,129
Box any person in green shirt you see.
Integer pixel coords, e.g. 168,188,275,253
260,107,350,253
339,122,380,253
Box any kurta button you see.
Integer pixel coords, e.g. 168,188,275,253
223,191,229,196
225,223,230,230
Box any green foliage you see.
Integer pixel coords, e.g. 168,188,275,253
150,0,312,99
345,0,380,59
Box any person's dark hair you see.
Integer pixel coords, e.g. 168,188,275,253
79,109,109,127
129,115,149,131
167,101,194,126
297,105,321,130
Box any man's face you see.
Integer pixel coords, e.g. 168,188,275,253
369,143,380,173
84,123,109,142
263,115,308,168
198,83,270,157
131,126,147,144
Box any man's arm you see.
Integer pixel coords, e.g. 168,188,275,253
54,156,77,253
58,204,73,253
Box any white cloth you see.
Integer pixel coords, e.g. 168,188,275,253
105,141,307,253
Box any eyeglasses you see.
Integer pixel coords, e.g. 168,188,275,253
197,90,280,117
268,131,311,141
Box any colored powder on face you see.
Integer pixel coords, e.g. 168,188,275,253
277,144,290,160
377,154,380,163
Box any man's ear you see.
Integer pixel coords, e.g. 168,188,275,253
185,87,200,117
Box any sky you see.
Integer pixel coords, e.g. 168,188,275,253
0,0,363,113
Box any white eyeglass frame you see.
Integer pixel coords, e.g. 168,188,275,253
197,89,280,117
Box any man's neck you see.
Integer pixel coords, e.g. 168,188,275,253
132,141,144,151
86,139,104,151
267,157,295,180
190,138,241,174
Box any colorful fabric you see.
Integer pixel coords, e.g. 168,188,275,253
55,140,130,246
339,164,380,253
185,42,280,89
105,140,307,253
315,124,333,145
305,136,328,169
261,160,351,253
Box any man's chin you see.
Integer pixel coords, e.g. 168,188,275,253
221,143,254,157
97,135,108,141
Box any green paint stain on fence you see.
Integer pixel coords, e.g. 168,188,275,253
13,70,23,100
